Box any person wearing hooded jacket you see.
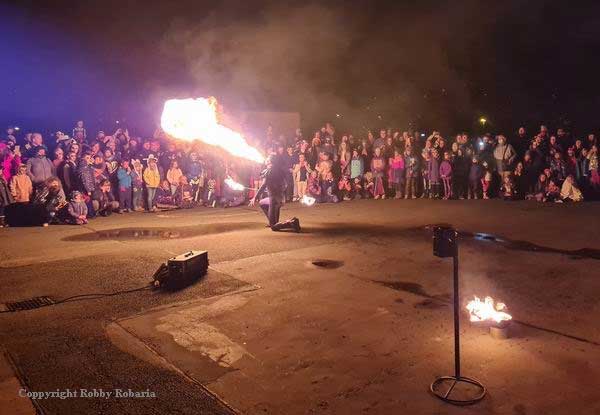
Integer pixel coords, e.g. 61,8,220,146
26,146,54,189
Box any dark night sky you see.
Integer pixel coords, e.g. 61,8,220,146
2,0,600,137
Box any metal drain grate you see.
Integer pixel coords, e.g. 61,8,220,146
4,296,55,312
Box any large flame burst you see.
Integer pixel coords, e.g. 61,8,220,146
161,97,264,164
466,296,512,323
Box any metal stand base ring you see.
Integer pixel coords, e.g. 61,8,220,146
430,375,486,405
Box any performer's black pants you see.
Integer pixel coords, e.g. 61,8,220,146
259,197,294,231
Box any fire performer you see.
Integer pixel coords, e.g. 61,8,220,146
250,155,301,232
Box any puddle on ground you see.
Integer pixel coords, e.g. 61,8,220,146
63,222,262,241
306,222,600,261
308,259,344,269
453,229,600,260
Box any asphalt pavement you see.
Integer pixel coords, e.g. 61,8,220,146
1,199,599,414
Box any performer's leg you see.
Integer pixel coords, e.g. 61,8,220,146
259,197,271,223
268,197,281,226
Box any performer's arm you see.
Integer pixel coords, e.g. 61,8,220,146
254,180,267,202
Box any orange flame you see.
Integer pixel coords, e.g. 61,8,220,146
160,97,265,164
466,296,512,323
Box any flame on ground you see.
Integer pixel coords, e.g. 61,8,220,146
225,176,246,191
466,296,512,323
301,195,316,206
161,97,264,164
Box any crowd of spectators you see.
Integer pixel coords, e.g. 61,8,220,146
0,120,598,227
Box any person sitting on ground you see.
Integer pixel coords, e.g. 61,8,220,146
500,175,516,201
92,179,119,216
33,176,67,226
351,176,364,199
338,174,352,201
527,173,548,201
66,191,88,224
155,179,177,209
307,170,322,202
560,175,583,202
544,179,561,202
174,176,196,208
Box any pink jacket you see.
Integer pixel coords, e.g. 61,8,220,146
2,153,21,181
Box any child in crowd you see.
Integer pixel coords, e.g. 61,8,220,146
350,149,365,180
321,171,340,203
500,176,516,200
130,159,145,211
370,147,386,199
338,174,352,201
155,180,177,208
117,159,133,213
404,147,418,199
544,179,561,202
481,161,493,199
307,170,322,202
439,151,453,199
389,149,405,199
166,160,183,195
293,154,312,201
143,155,161,211
351,176,364,199
468,157,483,199
421,149,431,198
67,191,88,224
428,149,440,198
175,176,195,208
364,172,374,198
205,178,218,207
10,164,33,202
0,174,14,226
588,145,599,191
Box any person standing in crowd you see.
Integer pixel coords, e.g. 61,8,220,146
117,159,133,213
26,146,54,191
468,157,483,199
1,144,21,182
143,155,161,211
59,152,78,196
166,160,183,195
389,149,405,199
0,173,14,227
493,135,517,180
404,147,418,199
130,159,145,211
72,120,87,142
428,148,441,199
10,164,33,203
370,147,386,199
293,154,312,201
78,153,96,197
440,151,453,200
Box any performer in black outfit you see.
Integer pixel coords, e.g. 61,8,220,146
250,155,301,232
